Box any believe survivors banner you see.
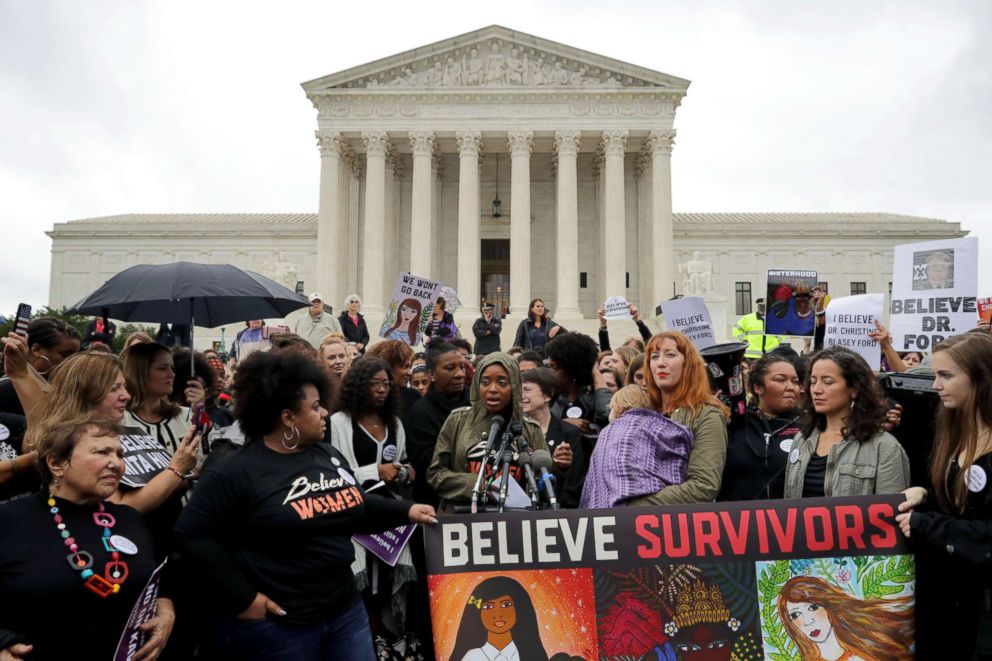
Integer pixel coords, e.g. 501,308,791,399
425,496,914,661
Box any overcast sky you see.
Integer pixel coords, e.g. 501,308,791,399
1,0,989,314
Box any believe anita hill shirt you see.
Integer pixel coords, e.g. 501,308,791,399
175,440,410,625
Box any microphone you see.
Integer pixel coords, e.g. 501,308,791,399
471,415,506,514
496,440,514,513
513,424,540,509
531,449,559,510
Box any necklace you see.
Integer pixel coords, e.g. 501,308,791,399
48,494,131,598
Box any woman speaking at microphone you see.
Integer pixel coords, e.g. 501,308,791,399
174,351,436,661
427,353,546,514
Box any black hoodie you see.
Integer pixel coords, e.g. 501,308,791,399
718,407,800,501
403,385,470,506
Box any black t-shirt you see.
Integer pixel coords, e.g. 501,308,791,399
174,439,410,626
0,413,36,503
802,453,828,498
0,378,25,417
0,494,159,658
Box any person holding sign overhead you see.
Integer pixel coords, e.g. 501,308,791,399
175,350,436,661
896,332,992,659
784,347,910,499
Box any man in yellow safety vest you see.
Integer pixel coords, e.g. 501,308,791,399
733,298,782,360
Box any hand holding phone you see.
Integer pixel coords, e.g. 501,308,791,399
13,303,31,338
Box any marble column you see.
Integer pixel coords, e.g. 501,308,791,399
554,130,582,318
601,130,628,298
315,130,342,305
507,130,533,317
648,129,677,306
361,131,389,314
455,131,482,318
409,131,435,277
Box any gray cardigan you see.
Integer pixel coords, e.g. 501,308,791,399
784,428,910,498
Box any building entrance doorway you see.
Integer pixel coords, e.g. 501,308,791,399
481,239,510,318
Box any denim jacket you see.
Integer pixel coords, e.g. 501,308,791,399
784,428,910,498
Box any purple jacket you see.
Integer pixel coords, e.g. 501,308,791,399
580,408,693,509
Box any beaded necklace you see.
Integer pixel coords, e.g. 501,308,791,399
48,494,130,598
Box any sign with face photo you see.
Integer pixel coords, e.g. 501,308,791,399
765,270,819,337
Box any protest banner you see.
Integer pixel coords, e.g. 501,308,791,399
114,560,167,661
425,496,914,661
765,270,818,337
889,237,978,351
979,297,992,324
379,272,441,346
118,428,174,488
603,295,632,320
824,293,885,368
661,296,716,349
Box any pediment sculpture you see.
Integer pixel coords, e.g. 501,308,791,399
345,40,643,89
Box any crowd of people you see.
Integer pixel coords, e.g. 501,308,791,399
0,290,990,660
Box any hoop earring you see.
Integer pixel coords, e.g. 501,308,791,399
34,355,52,376
281,425,301,451
850,399,856,410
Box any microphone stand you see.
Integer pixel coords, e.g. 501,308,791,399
470,417,506,514
516,435,541,510
496,431,514,513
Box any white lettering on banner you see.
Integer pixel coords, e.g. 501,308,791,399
282,473,350,505
440,516,619,567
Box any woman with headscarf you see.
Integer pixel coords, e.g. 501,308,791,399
427,353,547,513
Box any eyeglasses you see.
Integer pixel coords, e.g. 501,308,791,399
369,380,393,391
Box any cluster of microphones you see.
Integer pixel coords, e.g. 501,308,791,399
466,415,559,514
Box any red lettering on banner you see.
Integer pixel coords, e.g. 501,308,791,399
719,510,750,554
635,515,661,559
661,513,691,558
868,503,898,547
768,508,797,552
755,509,770,553
835,505,866,550
804,507,835,551
692,512,722,556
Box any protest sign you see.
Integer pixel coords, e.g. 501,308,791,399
661,296,716,349
603,295,632,320
824,293,885,368
379,272,441,346
355,525,416,567
118,428,173,488
890,237,978,351
765,270,818,336
425,496,914,661
979,297,992,324
114,560,167,661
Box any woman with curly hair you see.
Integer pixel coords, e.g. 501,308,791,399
367,339,421,415
449,576,548,661
778,576,913,660
624,332,729,506
784,347,910,498
330,356,417,650
175,350,436,661
543,332,612,443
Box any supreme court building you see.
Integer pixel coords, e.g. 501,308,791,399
47,26,966,345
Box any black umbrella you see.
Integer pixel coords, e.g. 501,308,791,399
68,262,310,372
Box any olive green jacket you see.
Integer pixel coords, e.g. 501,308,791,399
427,352,547,513
627,404,728,506
784,428,910,498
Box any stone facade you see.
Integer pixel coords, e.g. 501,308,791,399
46,26,967,349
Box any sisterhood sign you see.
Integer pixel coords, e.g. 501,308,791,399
425,497,914,661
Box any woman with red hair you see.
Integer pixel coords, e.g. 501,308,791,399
627,332,729,506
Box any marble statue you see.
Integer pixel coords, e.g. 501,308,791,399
483,42,507,84
681,251,713,296
463,48,483,86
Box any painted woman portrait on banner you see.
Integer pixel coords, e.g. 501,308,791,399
757,555,915,661
379,271,441,347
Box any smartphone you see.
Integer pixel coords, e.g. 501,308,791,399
13,303,31,337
